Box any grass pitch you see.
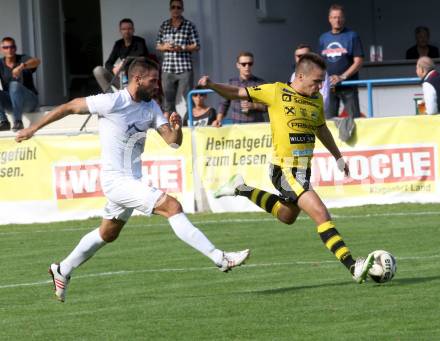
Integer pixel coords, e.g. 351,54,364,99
0,203,439,340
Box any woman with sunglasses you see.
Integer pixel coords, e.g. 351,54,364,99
183,86,217,127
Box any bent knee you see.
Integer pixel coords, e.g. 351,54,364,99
155,194,183,217
278,215,297,225
277,205,299,225
100,229,120,243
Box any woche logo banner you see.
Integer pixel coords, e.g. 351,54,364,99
54,159,184,200
311,145,436,186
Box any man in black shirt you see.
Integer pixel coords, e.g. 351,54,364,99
93,18,149,92
406,26,439,60
0,36,40,131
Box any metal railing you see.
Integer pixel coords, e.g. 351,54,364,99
340,77,421,118
186,77,422,125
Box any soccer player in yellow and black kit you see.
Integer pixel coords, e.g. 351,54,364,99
198,52,374,283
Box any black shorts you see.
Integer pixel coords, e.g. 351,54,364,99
269,164,311,204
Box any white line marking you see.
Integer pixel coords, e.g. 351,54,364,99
0,210,439,236
1,254,438,290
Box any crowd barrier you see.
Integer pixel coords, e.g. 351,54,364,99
0,115,439,224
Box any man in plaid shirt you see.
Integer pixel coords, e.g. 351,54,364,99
156,0,200,119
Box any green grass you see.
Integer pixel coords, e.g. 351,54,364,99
0,203,439,340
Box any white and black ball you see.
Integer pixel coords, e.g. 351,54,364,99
368,250,397,283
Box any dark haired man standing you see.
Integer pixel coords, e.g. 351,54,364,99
156,0,200,119
319,4,364,120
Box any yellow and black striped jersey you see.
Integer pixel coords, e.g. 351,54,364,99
246,82,325,168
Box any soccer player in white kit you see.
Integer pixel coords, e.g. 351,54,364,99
16,58,250,302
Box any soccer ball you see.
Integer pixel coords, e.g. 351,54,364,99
368,250,397,283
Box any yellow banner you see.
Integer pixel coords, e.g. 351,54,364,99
194,116,440,211
0,130,194,224
1,115,439,223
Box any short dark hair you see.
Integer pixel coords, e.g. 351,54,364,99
170,0,183,8
119,18,134,27
296,52,326,73
1,36,15,44
295,43,312,52
127,57,159,80
329,4,344,14
236,51,254,62
415,26,430,37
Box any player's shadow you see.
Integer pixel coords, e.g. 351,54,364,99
245,275,440,295
249,281,351,295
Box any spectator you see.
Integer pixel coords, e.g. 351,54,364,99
290,43,331,115
183,86,217,127
93,18,149,92
319,4,364,120
214,51,267,126
416,56,440,115
0,37,40,131
406,26,439,60
156,0,200,120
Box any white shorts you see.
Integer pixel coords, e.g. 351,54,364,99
101,177,165,222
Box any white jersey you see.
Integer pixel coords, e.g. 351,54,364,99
86,89,168,181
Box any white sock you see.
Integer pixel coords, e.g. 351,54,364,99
59,228,106,276
168,213,223,264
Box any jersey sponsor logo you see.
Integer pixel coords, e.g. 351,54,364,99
292,149,314,156
300,108,308,117
311,111,319,120
54,158,184,199
289,133,315,144
287,120,315,130
311,146,436,186
251,86,262,91
284,106,295,116
322,42,348,62
293,97,319,108
282,88,295,95
282,94,292,102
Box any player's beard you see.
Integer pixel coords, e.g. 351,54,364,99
137,87,152,102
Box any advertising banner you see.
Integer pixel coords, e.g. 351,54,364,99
0,130,193,224
1,115,439,224
195,116,440,212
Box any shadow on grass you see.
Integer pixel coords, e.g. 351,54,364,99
242,275,440,295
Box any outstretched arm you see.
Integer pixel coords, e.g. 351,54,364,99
157,112,183,147
316,124,349,176
15,98,89,142
198,75,249,100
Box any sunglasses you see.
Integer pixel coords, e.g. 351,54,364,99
2,45,16,50
171,5,182,10
192,93,206,97
239,62,253,67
